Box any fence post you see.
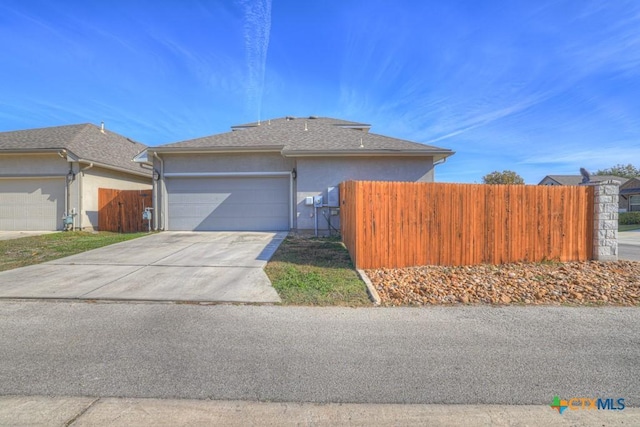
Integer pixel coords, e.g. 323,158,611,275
591,180,620,261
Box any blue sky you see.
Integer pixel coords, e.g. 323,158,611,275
1,0,639,183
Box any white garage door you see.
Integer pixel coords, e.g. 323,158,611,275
0,178,65,231
166,176,290,231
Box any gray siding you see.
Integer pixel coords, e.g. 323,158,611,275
295,156,435,231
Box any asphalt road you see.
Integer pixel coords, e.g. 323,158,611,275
620,243,640,261
0,302,638,405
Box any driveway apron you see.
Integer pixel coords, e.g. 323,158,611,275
0,232,285,303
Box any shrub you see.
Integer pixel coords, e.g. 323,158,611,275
619,212,640,225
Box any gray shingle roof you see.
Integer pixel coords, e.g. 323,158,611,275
157,116,453,158
541,175,630,186
620,177,640,194
0,123,150,176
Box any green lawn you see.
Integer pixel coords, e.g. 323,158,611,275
0,231,149,272
265,236,371,306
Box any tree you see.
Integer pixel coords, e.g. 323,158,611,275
595,163,639,179
482,170,525,185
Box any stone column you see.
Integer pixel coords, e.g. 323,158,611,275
591,180,620,261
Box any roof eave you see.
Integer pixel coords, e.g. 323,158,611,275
78,159,152,178
0,148,66,154
282,149,455,159
149,145,285,154
538,176,562,185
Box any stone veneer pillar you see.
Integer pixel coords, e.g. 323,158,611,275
591,180,620,262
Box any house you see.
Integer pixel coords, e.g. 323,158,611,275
0,123,152,231
619,178,640,212
136,116,454,233
539,174,630,212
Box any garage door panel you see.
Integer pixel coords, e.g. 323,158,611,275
167,176,290,231
206,201,288,217
0,179,64,231
169,189,284,204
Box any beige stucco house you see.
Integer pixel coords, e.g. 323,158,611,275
0,123,151,231
136,116,454,233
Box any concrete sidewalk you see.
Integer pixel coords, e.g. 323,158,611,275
1,396,637,426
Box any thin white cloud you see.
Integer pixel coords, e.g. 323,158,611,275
520,145,640,169
236,0,272,121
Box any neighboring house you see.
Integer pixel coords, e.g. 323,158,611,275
136,116,454,233
0,123,152,231
620,178,640,212
538,174,630,212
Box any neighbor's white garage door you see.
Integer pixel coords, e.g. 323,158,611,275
0,178,65,231
166,176,290,231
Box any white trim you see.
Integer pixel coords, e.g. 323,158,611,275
77,159,151,178
151,147,283,154
289,173,294,228
281,151,454,159
0,175,67,179
163,171,291,178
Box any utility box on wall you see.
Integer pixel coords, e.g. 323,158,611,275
327,186,339,207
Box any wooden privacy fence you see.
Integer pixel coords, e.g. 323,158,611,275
340,181,595,269
98,188,152,232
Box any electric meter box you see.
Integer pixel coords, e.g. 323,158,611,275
313,195,323,207
327,186,339,207
305,196,314,206
142,207,153,221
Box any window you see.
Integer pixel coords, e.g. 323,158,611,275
630,195,640,212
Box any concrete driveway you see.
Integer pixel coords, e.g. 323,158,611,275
0,232,286,303
0,231,58,241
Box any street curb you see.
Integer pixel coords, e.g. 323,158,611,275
357,268,381,305
1,396,639,426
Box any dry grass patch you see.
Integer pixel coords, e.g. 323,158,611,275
265,236,371,306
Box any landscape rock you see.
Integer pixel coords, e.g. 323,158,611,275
366,260,640,306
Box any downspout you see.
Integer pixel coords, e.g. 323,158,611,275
58,150,69,224
153,152,164,230
78,163,94,230
152,168,158,231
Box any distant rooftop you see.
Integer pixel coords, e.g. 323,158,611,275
540,175,630,186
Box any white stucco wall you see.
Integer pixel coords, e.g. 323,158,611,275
295,156,435,231
80,166,151,230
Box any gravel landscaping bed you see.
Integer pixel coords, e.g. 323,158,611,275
366,261,640,306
